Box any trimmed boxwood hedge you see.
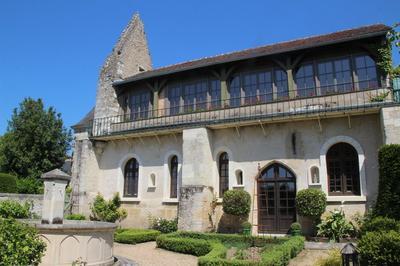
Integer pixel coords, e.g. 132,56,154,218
114,228,161,244
156,231,304,266
0,173,17,193
374,144,400,220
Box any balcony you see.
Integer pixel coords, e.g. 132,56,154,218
89,82,398,139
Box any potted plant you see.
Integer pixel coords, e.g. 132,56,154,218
242,221,252,235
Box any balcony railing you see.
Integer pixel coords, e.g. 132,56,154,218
89,82,397,138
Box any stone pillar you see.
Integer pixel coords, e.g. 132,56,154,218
41,169,71,224
178,127,215,231
380,106,400,144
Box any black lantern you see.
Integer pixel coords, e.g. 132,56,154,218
341,243,359,266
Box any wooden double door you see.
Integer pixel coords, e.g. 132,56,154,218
258,163,296,234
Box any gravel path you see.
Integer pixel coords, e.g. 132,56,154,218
114,241,198,266
288,249,331,266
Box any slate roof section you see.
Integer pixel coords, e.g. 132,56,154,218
72,107,94,130
114,24,390,86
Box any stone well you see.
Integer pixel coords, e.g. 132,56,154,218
27,220,116,266
26,169,117,266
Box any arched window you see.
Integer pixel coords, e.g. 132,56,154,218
326,142,360,195
219,152,229,197
170,155,178,198
124,158,139,197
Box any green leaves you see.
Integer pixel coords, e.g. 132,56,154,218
222,190,251,216
0,200,32,219
295,188,326,220
0,98,72,179
316,209,355,242
89,193,127,223
0,218,46,265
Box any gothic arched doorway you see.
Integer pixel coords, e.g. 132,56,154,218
258,163,296,233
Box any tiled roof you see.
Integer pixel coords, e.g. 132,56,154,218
115,24,390,86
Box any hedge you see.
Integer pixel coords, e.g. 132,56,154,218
65,213,86,220
374,144,400,220
156,232,304,266
358,230,400,266
0,173,17,193
360,216,400,235
156,235,212,256
114,228,161,244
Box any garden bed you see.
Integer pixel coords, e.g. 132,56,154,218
114,228,161,244
156,231,304,266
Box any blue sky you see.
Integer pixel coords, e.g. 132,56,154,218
0,0,399,134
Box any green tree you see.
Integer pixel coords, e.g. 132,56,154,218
387,23,400,77
0,98,71,179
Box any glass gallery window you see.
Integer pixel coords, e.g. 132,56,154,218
124,158,139,197
167,79,221,114
129,91,151,120
229,69,287,106
295,64,316,97
355,55,378,90
317,58,353,95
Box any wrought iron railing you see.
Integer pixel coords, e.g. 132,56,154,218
89,82,397,137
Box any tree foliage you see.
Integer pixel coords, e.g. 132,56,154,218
0,98,71,179
374,144,400,219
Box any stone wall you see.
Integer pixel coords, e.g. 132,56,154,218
0,193,43,217
94,13,152,120
79,114,383,233
380,106,400,144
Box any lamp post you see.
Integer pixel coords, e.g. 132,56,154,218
341,243,359,266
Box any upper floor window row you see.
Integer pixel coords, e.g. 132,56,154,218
167,79,221,115
295,55,378,97
229,69,288,107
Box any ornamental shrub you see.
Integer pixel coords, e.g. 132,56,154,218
317,209,355,242
150,217,178,233
360,216,400,235
296,188,326,220
0,200,32,218
65,213,86,220
374,144,400,219
358,230,400,266
0,218,46,265
115,228,160,244
16,177,44,194
222,190,251,216
89,193,127,223
290,222,302,236
0,172,17,193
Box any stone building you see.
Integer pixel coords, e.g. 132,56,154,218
72,14,400,234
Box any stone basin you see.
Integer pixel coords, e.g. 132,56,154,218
24,220,116,266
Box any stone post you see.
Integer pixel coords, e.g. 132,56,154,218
178,127,215,231
41,169,71,224
380,106,400,144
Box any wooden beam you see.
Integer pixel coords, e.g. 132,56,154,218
347,114,352,129
317,116,322,132
258,120,267,136
235,126,241,137
154,134,161,145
